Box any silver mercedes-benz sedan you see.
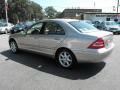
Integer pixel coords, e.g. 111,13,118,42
9,19,115,68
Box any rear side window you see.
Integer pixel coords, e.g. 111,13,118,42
69,21,98,32
44,22,65,35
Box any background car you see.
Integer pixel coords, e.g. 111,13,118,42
93,21,102,30
100,21,120,35
116,21,120,27
9,19,114,69
0,22,14,34
82,20,94,26
11,21,35,34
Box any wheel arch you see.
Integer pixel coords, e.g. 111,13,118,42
55,47,77,60
9,38,16,44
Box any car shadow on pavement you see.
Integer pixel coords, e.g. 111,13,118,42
1,50,106,80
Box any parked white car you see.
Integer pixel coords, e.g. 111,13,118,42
0,23,14,34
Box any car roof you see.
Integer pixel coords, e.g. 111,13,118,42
39,19,79,23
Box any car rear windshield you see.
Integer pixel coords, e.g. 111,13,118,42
69,21,98,32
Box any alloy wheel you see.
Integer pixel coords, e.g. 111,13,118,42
10,41,18,53
58,51,73,68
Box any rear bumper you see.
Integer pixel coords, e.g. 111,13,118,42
73,43,115,63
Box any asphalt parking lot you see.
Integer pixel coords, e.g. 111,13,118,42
0,34,120,90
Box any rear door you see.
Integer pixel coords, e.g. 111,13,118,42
38,21,66,55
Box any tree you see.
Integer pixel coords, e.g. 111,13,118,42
45,6,57,19
55,12,63,18
11,13,19,24
29,1,43,20
0,0,44,24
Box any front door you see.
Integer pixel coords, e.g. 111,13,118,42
17,22,44,51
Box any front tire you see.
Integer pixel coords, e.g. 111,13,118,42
9,40,18,53
56,49,77,69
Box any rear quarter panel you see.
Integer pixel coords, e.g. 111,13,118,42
59,33,97,51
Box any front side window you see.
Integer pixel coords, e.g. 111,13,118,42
69,21,98,32
27,22,43,35
44,22,65,35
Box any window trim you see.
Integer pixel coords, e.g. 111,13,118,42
43,22,65,35
26,22,44,35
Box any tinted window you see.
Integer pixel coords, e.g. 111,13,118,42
27,23,43,35
44,22,65,35
83,20,92,25
69,21,98,32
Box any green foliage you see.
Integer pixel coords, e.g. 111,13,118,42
45,6,57,19
0,0,63,23
0,0,44,24
11,13,19,24
55,12,63,18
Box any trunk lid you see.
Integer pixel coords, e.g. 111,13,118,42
83,30,112,38
84,30,113,49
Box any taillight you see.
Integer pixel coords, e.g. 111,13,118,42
88,38,105,49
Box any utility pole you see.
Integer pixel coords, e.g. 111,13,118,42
117,0,119,13
4,0,8,25
94,1,96,9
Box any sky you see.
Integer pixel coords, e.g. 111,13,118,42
31,0,119,12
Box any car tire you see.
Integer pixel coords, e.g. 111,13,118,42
113,32,118,35
9,40,19,54
56,49,77,69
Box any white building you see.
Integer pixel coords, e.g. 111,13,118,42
62,9,120,22
83,13,120,22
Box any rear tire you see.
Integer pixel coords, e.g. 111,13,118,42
56,49,77,69
9,40,19,54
